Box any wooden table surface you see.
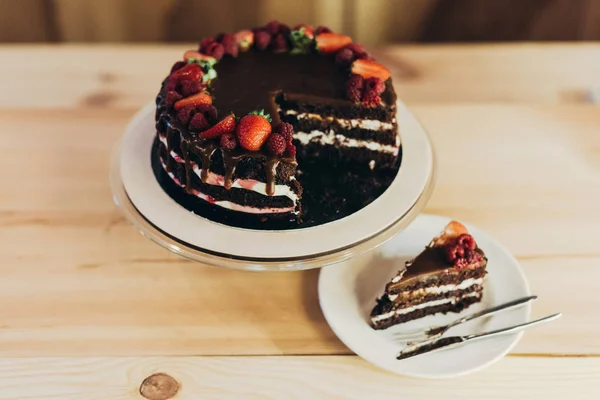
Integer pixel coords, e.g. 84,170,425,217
0,44,599,399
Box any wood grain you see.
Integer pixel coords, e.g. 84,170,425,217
1,45,599,109
0,356,597,400
0,103,597,356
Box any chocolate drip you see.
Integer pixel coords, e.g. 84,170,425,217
157,97,296,197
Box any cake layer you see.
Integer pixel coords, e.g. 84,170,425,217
281,111,398,145
297,138,400,169
387,264,487,295
371,292,482,330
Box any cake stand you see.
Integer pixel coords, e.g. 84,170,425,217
110,100,436,271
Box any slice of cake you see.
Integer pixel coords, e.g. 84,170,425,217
153,21,401,229
370,221,488,330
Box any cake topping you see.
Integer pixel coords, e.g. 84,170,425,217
195,104,218,123
275,122,294,142
174,91,212,110
200,113,236,139
170,61,187,73
346,74,365,103
254,30,272,51
266,133,287,155
351,59,391,81
236,110,273,151
179,80,204,97
441,233,481,270
272,33,290,53
316,32,353,54
362,88,382,107
315,26,332,35
188,112,210,132
220,33,239,57
235,30,254,51
164,91,182,108
183,50,217,65
289,26,315,54
177,105,196,125
170,62,203,82
335,48,355,66
285,143,297,158
365,77,385,95
220,132,238,150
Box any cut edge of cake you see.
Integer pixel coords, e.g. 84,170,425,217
370,221,488,330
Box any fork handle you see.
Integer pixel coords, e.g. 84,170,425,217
447,295,538,330
466,313,562,341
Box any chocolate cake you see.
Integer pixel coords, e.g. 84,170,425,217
370,221,488,330
153,22,401,229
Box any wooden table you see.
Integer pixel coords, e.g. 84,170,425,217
0,44,598,399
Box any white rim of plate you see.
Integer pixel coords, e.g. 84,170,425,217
318,214,532,378
118,100,433,260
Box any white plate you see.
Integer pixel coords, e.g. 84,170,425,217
118,100,434,260
318,214,531,378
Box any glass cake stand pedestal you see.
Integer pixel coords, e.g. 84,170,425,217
110,100,436,271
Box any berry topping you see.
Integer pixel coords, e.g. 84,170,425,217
164,91,182,108
188,112,210,132
364,77,385,95
220,33,239,57
293,24,314,39
195,104,218,123
265,20,281,35
454,258,469,270
345,43,366,55
170,61,187,73
200,113,237,139
236,110,273,151
335,48,355,65
272,33,289,53
199,37,217,53
220,132,238,150
278,23,291,36
266,133,287,155
316,33,353,54
180,80,204,97
315,26,332,35
362,89,382,107
254,30,272,51
347,74,365,89
351,59,391,81
164,79,178,93
346,74,365,103
235,30,254,51
170,62,203,82
177,105,195,125
444,244,462,263
466,249,483,264
285,143,297,158
174,91,212,111
203,41,225,60
183,50,217,65
276,122,294,142
457,234,477,250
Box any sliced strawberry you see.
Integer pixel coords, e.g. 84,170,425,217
200,113,236,139
170,62,203,82
235,30,254,51
183,50,217,65
351,59,391,81
236,111,273,151
315,33,352,54
293,24,314,39
174,91,212,111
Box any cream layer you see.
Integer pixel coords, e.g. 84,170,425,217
387,278,484,301
294,130,400,155
283,110,395,131
159,159,298,215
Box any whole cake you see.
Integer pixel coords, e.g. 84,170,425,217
154,22,400,229
370,221,488,330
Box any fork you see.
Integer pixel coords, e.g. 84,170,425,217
391,295,537,343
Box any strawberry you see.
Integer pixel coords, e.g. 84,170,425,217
315,33,351,53
174,91,212,111
170,62,203,82
351,59,391,81
170,61,187,73
200,113,236,139
235,30,254,51
293,24,314,39
236,110,273,151
183,50,217,65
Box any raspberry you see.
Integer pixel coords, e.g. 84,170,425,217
466,249,483,264
164,90,182,108
266,133,287,155
188,112,210,132
347,74,365,89
272,33,289,53
199,37,217,53
276,122,294,142
265,20,281,35
170,61,187,73
180,80,204,97
220,33,236,46
457,234,476,250
364,77,385,95
205,42,225,60
285,143,297,158
346,86,362,103
362,89,382,107
255,30,272,51
164,79,178,93
220,34,239,57
444,244,463,263
335,48,355,65
195,104,218,123
316,26,332,35
345,43,365,54
356,52,374,61
177,105,195,125
454,258,469,270
278,24,291,36
220,133,237,150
